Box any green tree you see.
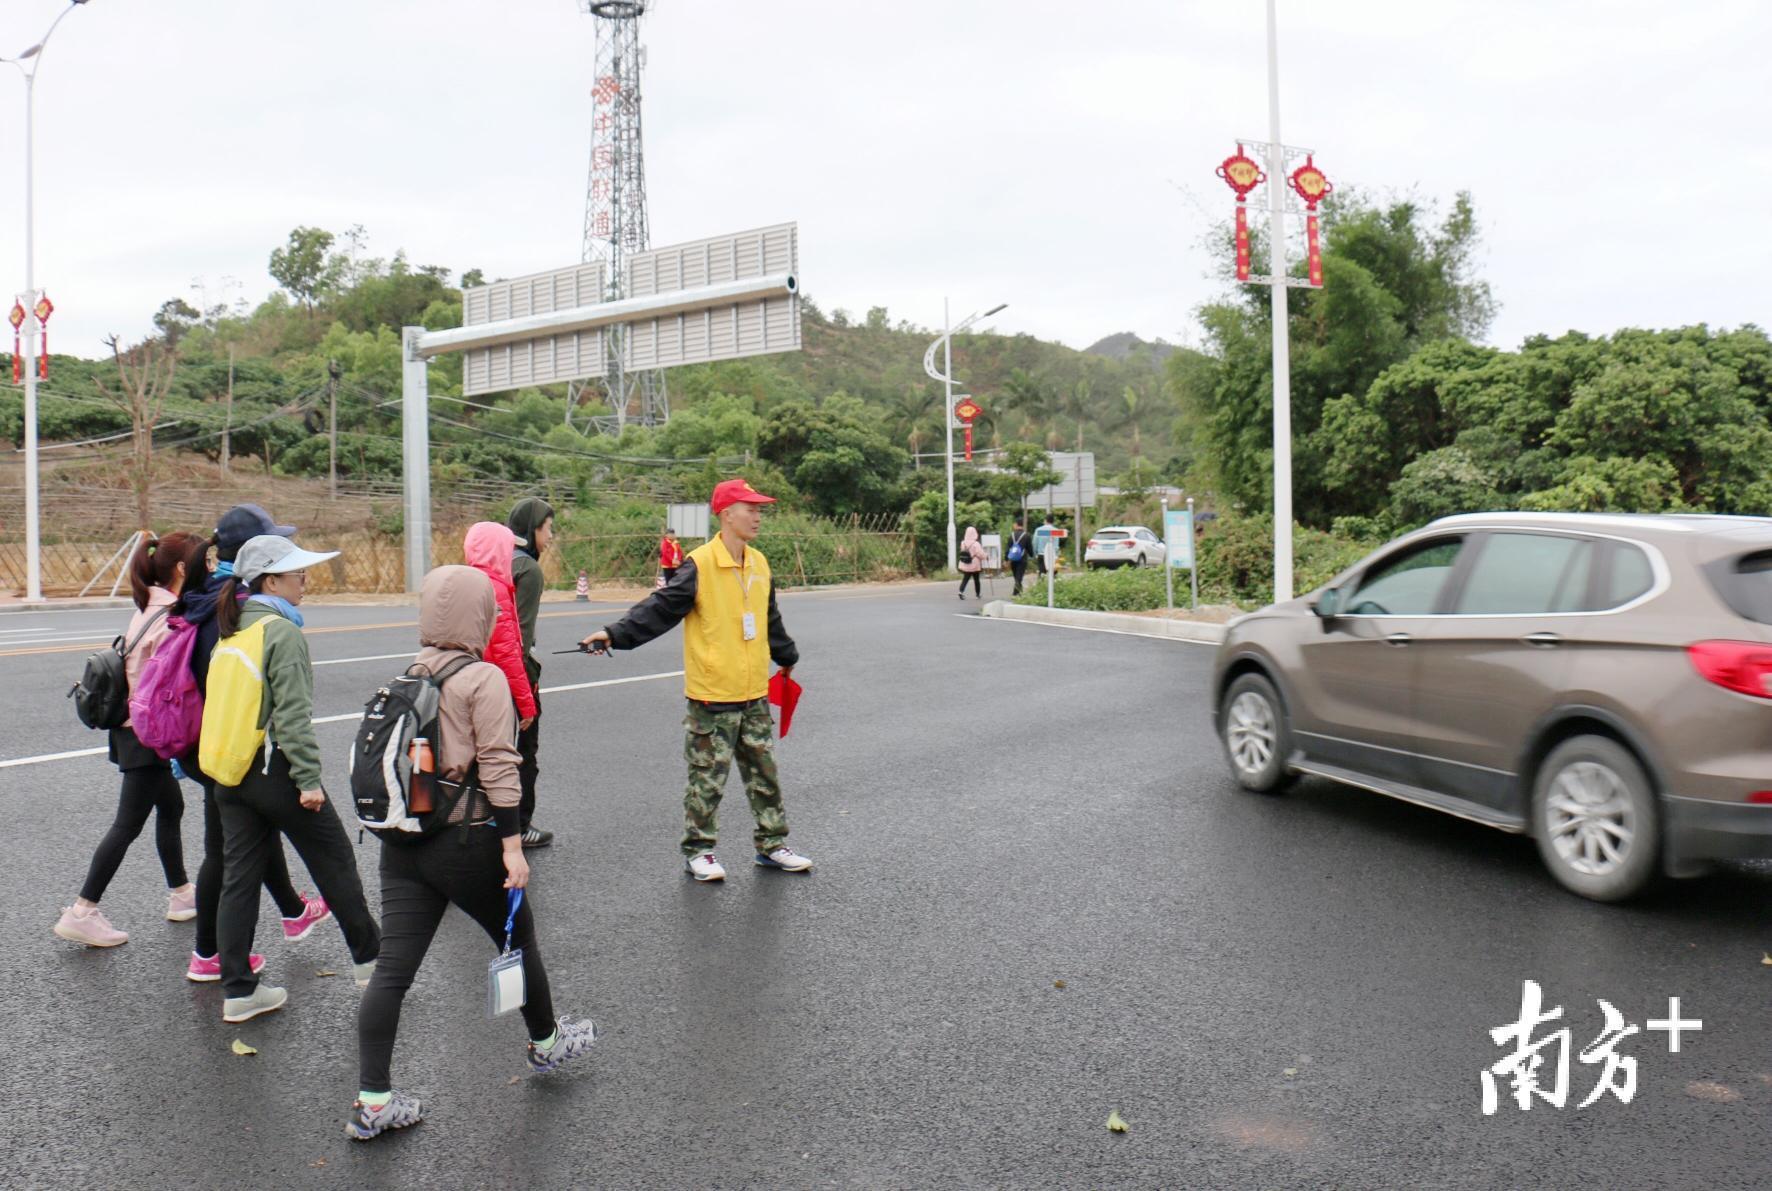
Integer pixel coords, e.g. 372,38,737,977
268,226,340,318
757,393,907,517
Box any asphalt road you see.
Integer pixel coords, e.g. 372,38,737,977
2,581,1769,1189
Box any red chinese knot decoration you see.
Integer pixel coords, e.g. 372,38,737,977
1217,145,1266,282
7,301,23,385
33,294,53,379
1289,157,1333,288
953,397,983,462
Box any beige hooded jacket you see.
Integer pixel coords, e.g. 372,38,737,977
412,565,522,816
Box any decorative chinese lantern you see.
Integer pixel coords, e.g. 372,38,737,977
32,294,53,379
7,301,23,384
1288,157,1333,287
954,397,983,462
1216,145,1266,282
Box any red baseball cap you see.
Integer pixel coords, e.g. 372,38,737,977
710,478,776,514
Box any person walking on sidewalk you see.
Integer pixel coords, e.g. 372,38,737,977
580,478,812,882
957,525,985,601
659,526,684,585
348,564,596,1141
54,533,205,949
178,505,328,984
1007,519,1033,596
211,535,381,1023
506,498,556,849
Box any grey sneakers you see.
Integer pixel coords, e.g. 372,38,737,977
347,1091,423,1141
526,1017,599,1074
221,984,288,1023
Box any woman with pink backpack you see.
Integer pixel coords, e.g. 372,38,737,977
53,532,207,948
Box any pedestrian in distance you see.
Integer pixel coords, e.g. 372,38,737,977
660,525,684,585
506,498,556,848
463,521,542,843
579,478,812,882
957,525,985,600
348,564,597,1142
208,535,381,1023
53,532,206,949
1006,518,1033,596
177,505,328,985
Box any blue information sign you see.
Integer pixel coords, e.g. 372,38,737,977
1164,509,1194,569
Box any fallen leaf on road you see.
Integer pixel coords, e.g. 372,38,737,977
508,1076,522,1085
310,1160,327,1169
1687,1081,1742,1103
1761,953,1772,966
1054,980,1067,990
1283,1068,1298,1077
1106,1111,1129,1133
230,1039,258,1057
315,969,338,978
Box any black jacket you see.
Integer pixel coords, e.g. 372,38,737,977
605,559,799,670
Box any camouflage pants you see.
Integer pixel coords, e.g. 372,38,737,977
682,698,789,858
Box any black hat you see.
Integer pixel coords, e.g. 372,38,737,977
215,503,297,560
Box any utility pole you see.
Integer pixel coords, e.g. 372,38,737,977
221,342,234,476
326,357,341,498
1264,0,1294,603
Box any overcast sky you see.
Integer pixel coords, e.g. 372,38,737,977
1,0,1767,361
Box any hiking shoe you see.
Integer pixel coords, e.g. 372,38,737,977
187,952,264,983
353,960,377,989
526,1017,599,1074
221,984,288,1023
685,852,726,882
520,827,554,849
165,886,198,922
346,1091,423,1141
282,894,331,942
755,846,813,872
54,905,128,948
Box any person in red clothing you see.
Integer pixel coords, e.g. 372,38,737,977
659,527,684,585
462,522,539,730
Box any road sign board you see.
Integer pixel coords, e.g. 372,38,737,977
461,263,608,395
624,223,800,370
1164,508,1194,569
1029,452,1097,509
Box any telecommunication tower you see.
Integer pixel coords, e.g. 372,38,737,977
570,0,668,434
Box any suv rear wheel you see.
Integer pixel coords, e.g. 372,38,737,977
1220,673,1292,793
1531,735,1659,902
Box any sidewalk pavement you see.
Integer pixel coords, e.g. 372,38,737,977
979,600,1229,644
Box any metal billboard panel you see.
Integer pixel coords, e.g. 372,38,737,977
1030,451,1098,509
461,262,608,396
623,223,800,370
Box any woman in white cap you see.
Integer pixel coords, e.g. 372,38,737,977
209,534,381,1023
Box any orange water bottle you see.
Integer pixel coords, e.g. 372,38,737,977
408,736,435,814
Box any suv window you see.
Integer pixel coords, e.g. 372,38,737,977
1096,530,1129,540
1706,550,1772,624
1347,538,1463,616
1603,543,1655,608
1456,533,1595,615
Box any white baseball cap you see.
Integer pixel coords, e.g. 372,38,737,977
234,534,340,585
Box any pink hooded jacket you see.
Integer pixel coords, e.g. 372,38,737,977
462,521,538,720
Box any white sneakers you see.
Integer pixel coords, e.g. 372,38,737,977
685,852,727,882
756,846,813,872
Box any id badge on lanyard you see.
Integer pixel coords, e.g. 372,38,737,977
487,888,527,1018
737,567,758,641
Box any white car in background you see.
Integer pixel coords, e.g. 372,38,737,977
1085,526,1166,569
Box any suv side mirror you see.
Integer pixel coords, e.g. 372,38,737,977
1312,586,1341,623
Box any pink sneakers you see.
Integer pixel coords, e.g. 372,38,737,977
53,905,128,948
165,885,197,922
282,894,332,942
186,952,266,982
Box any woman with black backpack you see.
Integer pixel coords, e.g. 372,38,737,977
349,564,596,1141
53,532,206,949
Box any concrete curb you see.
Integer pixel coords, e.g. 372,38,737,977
0,597,133,614
979,600,1228,645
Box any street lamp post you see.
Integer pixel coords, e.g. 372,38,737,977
5,1,87,603
923,299,1006,572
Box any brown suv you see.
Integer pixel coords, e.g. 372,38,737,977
1212,512,1772,901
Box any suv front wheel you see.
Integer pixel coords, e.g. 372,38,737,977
1220,673,1292,793
1531,735,1660,902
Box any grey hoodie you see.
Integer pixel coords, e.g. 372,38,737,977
412,565,522,813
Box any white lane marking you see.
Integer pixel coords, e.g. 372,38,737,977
312,652,420,668
960,613,1216,645
0,669,688,768
0,632,116,645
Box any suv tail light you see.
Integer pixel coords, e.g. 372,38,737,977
1687,640,1772,698
1087,540,1098,549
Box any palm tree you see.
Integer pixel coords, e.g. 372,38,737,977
889,384,941,470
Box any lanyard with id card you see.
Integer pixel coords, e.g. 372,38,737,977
487,888,527,1018
736,564,758,642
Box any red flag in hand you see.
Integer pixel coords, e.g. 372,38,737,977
768,670,803,737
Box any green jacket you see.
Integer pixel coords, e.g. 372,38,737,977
507,497,553,687
239,600,322,789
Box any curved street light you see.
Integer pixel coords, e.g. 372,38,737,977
4,1,89,602
924,300,1007,573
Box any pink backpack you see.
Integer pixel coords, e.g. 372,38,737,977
128,616,204,760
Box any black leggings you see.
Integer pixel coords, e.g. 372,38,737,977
958,571,981,597
80,763,187,903
193,773,304,958
518,703,541,829
358,827,556,1092
1010,559,1028,592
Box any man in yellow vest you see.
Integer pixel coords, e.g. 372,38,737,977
580,479,811,882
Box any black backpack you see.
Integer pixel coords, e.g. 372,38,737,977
68,606,171,730
350,658,482,844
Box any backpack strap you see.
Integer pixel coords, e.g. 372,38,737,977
119,605,172,658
